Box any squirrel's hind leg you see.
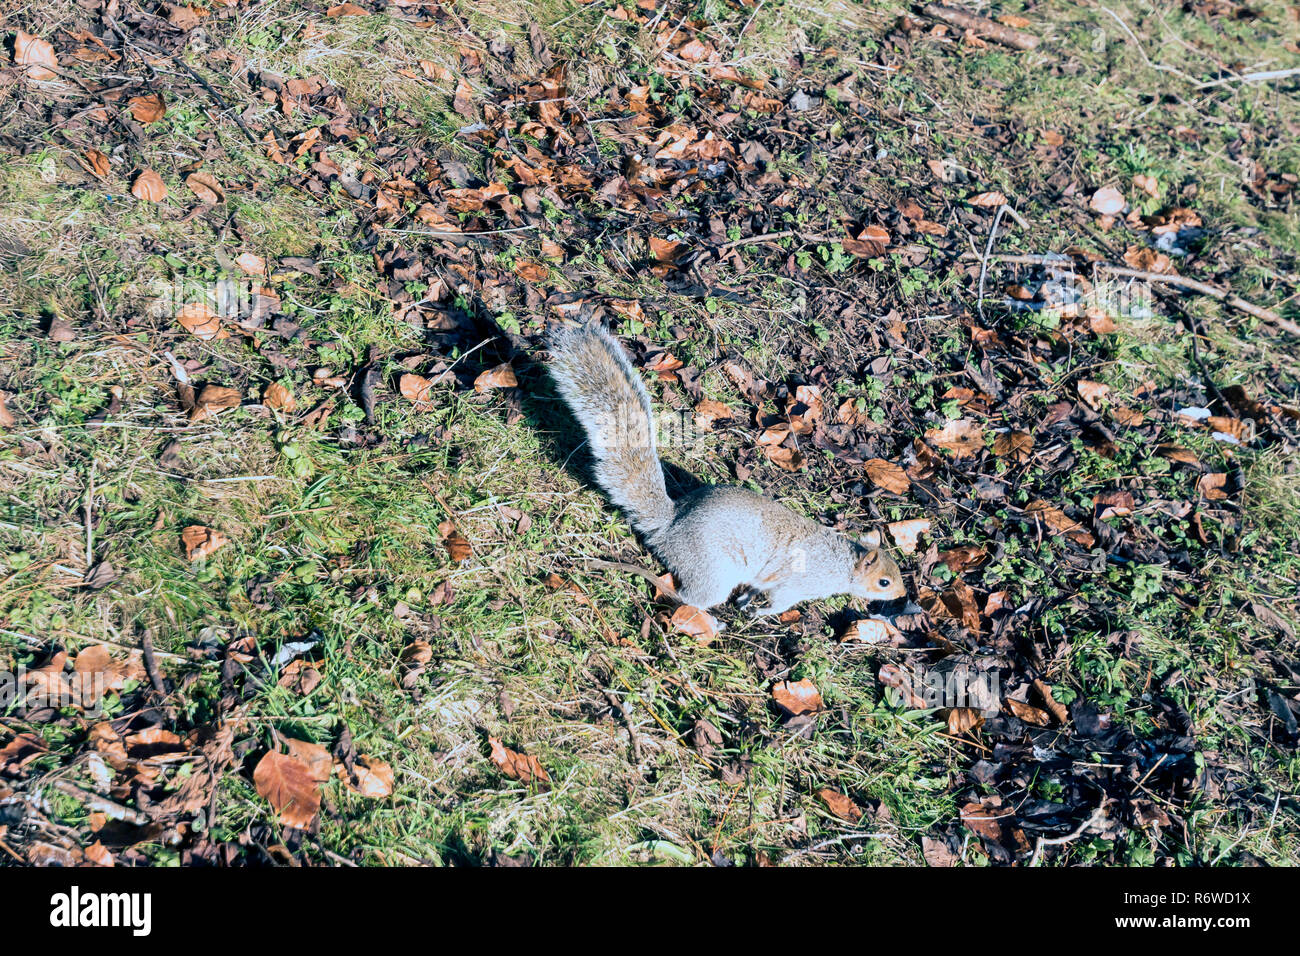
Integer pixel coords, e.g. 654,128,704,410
675,569,736,612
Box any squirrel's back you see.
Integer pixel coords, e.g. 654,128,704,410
546,323,676,536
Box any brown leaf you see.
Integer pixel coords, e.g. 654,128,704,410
842,224,890,257
488,736,550,786
438,520,471,563
131,169,168,203
128,92,166,124
235,251,266,275
399,373,435,408
925,418,984,458
284,738,332,783
939,545,988,573
864,458,910,494
1005,697,1052,726
649,236,688,263
513,260,548,282
84,148,110,178
263,381,296,413
14,31,58,80
182,525,229,561
1032,679,1069,724
175,302,225,340
946,707,984,735
992,430,1034,462
1197,472,1230,501
1076,379,1110,410
473,363,518,393
669,604,718,643
886,518,930,554
326,2,370,15
816,788,864,822
771,678,824,717
693,398,733,429
253,750,321,829
452,77,475,117
1024,500,1094,547
184,171,224,204
1089,186,1126,216
1157,444,1200,467
344,755,394,797
190,384,241,421
960,800,1030,856
968,191,1008,208
840,617,902,644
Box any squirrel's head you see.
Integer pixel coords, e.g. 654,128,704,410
850,530,907,606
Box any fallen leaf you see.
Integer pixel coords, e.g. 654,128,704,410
669,604,718,643
772,679,824,717
128,92,166,124
1089,186,1126,216
925,419,984,458
190,384,241,422
969,191,1008,208
235,251,266,275
473,363,518,393
886,518,930,554
176,302,225,340
182,525,229,561
185,171,224,204
840,617,902,644
131,169,167,203
816,788,864,823
263,381,296,413
992,430,1034,462
488,736,550,785
326,2,370,15
1197,472,1229,501
513,260,548,282
864,458,910,494
344,755,394,797
1077,379,1110,410
946,707,984,734
253,750,321,829
399,373,435,407
84,148,110,178
14,31,58,80
438,520,471,562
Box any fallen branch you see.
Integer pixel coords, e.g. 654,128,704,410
921,3,1039,51
971,253,1299,335
1198,67,1300,90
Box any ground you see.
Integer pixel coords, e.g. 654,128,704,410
0,0,1298,866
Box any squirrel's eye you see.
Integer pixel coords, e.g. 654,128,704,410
878,578,892,588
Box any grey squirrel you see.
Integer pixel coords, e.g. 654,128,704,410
546,322,907,619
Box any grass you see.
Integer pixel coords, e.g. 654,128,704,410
1,0,1298,866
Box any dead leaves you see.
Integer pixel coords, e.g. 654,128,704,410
925,418,983,458
176,302,225,341
669,604,719,643
182,525,229,561
189,383,241,422
253,750,321,829
255,738,392,828
438,520,471,563
184,171,225,204
771,679,824,717
864,458,910,495
472,362,518,393
130,169,167,203
399,372,435,408
13,30,57,80
128,92,166,124
488,736,550,786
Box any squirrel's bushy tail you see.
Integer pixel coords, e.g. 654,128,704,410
547,322,676,537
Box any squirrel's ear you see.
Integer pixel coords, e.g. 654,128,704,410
859,529,882,549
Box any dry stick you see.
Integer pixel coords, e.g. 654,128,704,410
921,3,1040,51
1029,805,1109,866
1198,67,1300,90
977,254,1298,335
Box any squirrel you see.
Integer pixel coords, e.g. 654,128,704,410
546,321,908,620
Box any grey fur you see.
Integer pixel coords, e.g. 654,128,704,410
548,323,906,613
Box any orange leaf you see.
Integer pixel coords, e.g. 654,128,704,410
670,604,718,642
864,458,910,495
14,31,58,80
128,92,166,124
326,2,370,15
253,750,321,829
816,788,864,822
488,737,550,786
176,302,225,340
473,363,518,393
399,373,435,407
772,678,824,717
131,169,167,203
181,525,229,561
438,520,471,562
344,755,394,797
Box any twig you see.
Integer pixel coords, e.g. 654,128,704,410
140,628,169,697
1096,6,1197,83
1198,67,1300,90
584,558,681,603
970,253,1298,334
921,3,1039,51
1029,805,1108,866
976,204,1008,323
